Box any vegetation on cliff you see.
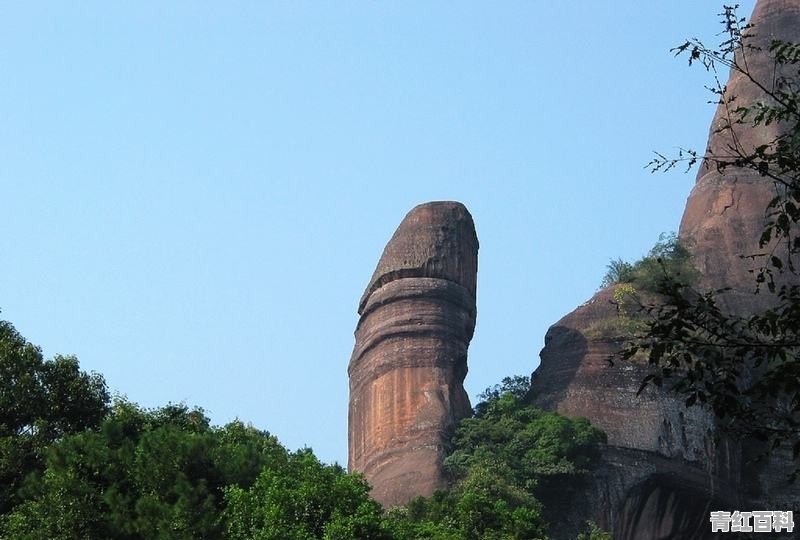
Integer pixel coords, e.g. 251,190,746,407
622,5,800,475
394,376,608,540
587,234,696,343
600,232,697,292
445,377,605,485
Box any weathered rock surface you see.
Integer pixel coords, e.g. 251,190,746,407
529,1,800,538
529,288,739,540
348,201,478,507
531,289,735,469
680,0,800,309
679,0,800,515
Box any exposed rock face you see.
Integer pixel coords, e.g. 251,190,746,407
348,201,478,507
530,289,739,540
679,0,800,514
680,0,800,309
529,1,800,538
531,289,735,469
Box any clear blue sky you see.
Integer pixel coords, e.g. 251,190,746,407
1,1,756,466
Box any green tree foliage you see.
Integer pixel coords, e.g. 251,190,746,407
401,467,547,540
1,401,286,540
629,6,800,476
599,259,634,289
392,377,607,540
473,375,532,417
600,233,696,291
575,522,613,540
0,319,109,515
0,318,391,539
1,318,611,539
591,235,696,343
223,449,388,540
445,393,606,486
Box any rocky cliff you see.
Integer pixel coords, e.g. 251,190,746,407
679,0,800,515
346,1,798,533
680,0,800,308
348,201,478,508
529,1,800,538
529,290,739,540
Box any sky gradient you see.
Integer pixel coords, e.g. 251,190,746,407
1,1,756,466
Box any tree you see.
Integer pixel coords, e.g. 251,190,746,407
0,319,109,515
575,522,613,540
625,5,800,476
391,378,606,540
0,399,293,540
445,390,606,489
223,448,389,540
600,233,696,292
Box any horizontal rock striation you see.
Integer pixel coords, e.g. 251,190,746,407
348,201,478,508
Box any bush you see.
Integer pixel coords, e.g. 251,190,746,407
445,385,607,491
576,521,613,540
583,316,648,341
392,380,607,540
600,233,697,291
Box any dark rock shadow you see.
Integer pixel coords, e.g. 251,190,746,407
615,473,728,540
525,325,589,409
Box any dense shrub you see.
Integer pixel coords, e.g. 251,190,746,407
600,232,697,291
395,376,608,540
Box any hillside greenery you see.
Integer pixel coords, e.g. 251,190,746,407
0,320,611,539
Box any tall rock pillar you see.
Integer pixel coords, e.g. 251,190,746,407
348,201,478,507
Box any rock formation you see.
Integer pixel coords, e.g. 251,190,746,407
345,1,798,533
679,0,800,515
528,1,800,538
681,0,800,308
348,201,478,507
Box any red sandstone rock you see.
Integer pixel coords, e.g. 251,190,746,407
530,2,800,538
678,0,800,516
680,0,800,309
348,201,478,508
529,287,739,540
